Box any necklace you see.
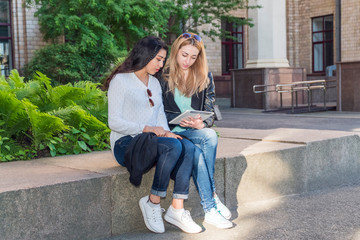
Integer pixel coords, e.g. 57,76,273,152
134,71,149,86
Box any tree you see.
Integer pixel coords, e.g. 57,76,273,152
24,0,171,83
24,0,257,83
163,0,260,43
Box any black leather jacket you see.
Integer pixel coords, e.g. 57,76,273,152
159,72,215,130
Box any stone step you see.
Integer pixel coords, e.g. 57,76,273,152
1,128,359,240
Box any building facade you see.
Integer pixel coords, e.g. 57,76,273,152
2,0,360,110
202,0,359,75
1,0,49,76
200,0,359,110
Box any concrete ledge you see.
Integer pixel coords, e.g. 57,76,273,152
1,128,360,239
217,128,360,206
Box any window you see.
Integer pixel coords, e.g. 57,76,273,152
312,15,333,74
221,20,243,75
0,0,12,76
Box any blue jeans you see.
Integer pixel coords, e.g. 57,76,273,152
114,135,194,199
174,128,218,212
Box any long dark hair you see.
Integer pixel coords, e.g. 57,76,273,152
103,36,168,90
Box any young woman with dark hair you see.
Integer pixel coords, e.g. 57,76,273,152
105,36,201,234
159,33,233,229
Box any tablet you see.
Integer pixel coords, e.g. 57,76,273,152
169,110,214,125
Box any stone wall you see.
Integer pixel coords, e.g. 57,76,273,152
337,61,360,111
11,0,49,73
198,8,247,76
287,0,301,68
341,0,360,62
231,67,306,109
199,23,223,76
286,0,335,74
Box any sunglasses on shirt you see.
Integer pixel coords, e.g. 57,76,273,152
147,89,154,107
181,33,202,42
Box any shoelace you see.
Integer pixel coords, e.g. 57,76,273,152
214,197,224,209
181,210,193,222
214,198,231,220
209,208,220,217
150,207,165,222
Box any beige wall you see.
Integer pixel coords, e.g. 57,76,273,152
341,0,360,62
287,0,301,68
11,0,49,72
287,0,335,74
199,23,223,76
199,8,247,76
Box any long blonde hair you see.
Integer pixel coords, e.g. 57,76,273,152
163,33,209,97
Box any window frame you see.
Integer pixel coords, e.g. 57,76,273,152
0,0,13,76
221,20,244,75
311,14,334,74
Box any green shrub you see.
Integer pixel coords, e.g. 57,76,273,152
0,70,110,162
23,43,118,85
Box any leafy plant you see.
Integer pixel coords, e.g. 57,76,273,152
23,0,259,85
0,70,110,162
22,99,69,149
23,0,170,83
0,91,30,137
0,129,37,161
24,44,104,84
47,125,110,157
165,0,260,41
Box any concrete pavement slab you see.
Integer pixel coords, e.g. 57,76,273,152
215,127,358,144
36,150,121,175
215,108,360,133
0,159,107,193
104,183,360,240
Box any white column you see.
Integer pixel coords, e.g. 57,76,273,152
246,0,290,68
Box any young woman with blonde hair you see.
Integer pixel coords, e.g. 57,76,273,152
159,32,233,229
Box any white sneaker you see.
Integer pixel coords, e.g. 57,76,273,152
204,208,233,229
164,205,202,233
214,196,232,220
139,196,165,233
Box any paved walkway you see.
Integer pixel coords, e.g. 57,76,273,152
106,108,360,240
215,107,360,132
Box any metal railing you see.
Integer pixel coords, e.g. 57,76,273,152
277,80,326,112
253,80,331,113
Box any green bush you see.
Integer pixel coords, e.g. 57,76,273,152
0,70,110,162
23,43,118,85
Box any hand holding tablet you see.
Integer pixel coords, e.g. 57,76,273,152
169,110,214,125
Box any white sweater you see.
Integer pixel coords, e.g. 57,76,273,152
107,72,170,152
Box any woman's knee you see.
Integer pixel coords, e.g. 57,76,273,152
180,139,195,165
201,128,218,145
181,138,195,153
157,138,182,159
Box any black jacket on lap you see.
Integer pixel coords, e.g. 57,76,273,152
124,132,158,187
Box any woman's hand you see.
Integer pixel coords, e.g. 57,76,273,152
164,131,183,139
179,116,205,129
143,126,182,139
143,126,167,136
